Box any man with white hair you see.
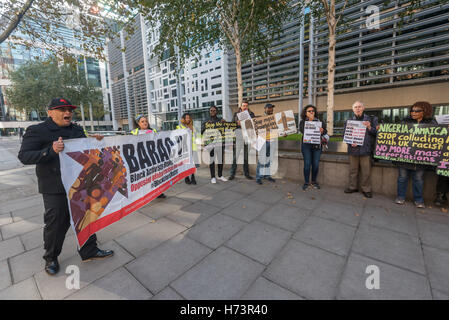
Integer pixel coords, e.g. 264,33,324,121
343,101,378,198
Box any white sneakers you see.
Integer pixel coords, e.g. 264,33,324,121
211,176,227,184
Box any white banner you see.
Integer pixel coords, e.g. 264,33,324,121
59,129,195,247
303,121,322,144
344,120,366,146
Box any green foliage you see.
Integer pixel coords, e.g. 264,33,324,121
5,57,105,120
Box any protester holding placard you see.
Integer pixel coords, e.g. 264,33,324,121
177,113,199,185
229,99,255,180
343,101,378,198
299,105,327,190
256,103,277,185
394,102,436,208
202,105,228,184
18,98,113,276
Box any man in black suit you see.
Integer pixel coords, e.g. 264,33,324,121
18,98,114,276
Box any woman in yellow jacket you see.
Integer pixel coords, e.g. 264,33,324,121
131,114,166,198
176,112,199,185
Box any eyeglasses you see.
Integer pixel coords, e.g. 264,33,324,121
307,110,315,113
56,108,74,113
411,109,423,113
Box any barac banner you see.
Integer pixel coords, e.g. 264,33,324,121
59,129,195,247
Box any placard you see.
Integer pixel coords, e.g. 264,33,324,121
303,121,322,144
344,120,366,146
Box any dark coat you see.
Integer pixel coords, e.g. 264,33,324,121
299,117,328,149
18,118,86,194
201,116,224,134
344,113,378,156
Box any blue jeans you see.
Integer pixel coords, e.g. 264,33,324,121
397,167,424,202
256,141,271,181
302,143,322,184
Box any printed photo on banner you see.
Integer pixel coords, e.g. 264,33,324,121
274,110,297,137
59,129,195,247
344,120,366,146
303,121,322,144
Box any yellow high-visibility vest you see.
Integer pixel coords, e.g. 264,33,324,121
131,128,157,135
176,124,198,151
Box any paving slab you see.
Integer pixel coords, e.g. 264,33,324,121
432,289,449,300
0,215,44,240
152,286,185,300
361,205,418,237
293,216,356,257
126,233,211,294
258,203,308,232
264,239,345,300
247,188,284,204
0,237,24,261
96,212,152,245
422,245,449,295
165,201,222,228
312,201,363,227
416,209,449,226
221,198,270,223
226,220,291,265
11,204,45,222
186,213,246,249
417,219,449,252
228,181,261,195
201,190,246,209
352,225,426,275
337,253,432,300
20,228,44,251
0,260,11,291
241,277,304,300
171,246,264,300
34,241,134,300
115,217,186,257
0,195,42,215
138,197,192,220
0,277,41,300
66,267,152,300
0,214,12,227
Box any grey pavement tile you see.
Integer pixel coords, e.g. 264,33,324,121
312,201,363,227
0,215,44,239
66,268,152,300
337,253,432,300
201,190,246,209
0,277,41,300
34,241,133,300
361,206,418,237
0,237,24,261
126,233,211,294
226,220,291,265
228,181,261,195
423,245,449,295
0,214,12,227
165,205,216,228
138,197,192,220
433,289,449,300
323,188,367,207
11,205,45,223
175,190,210,202
171,246,264,300
293,216,356,257
352,225,426,275
115,217,186,257
96,212,152,244
259,203,309,232
247,188,284,204
0,260,11,291
20,228,44,251
416,209,449,226
221,198,270,223
417,219,449,252
0,195,42,215
264,240,345,300
241,277,304,300
191,183,232,196
277,191,322,211
186,213,246,249
152,286,184,300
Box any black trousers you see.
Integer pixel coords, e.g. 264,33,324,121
209,146,224,178
436,175,449,195
42,193,98,261
230,143,249,176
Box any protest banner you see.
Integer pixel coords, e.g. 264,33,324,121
344,120,366,146
303,121,322,144
59,129,195,247
274,110,297,137
374,123,446,166
202,121,237,149
253,115,278,140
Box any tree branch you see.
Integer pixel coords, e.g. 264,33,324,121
0,0,35,44
241,0,255,37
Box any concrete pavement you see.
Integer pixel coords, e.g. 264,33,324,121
0,136,448,300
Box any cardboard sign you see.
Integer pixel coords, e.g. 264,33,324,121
303,121,322,144
274,110,297,137
202,121,237,147
344,120,366,146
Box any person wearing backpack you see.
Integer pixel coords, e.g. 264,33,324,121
343,101,378,198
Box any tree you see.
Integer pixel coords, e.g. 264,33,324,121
5,57,105,122
137,0,296,110
0,0,136,62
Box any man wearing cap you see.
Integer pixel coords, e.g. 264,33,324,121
256,103,277,185
18,98,114,276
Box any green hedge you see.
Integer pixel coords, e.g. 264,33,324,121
278,133,343,142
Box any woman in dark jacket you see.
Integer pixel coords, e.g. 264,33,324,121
299,104,327,190
395,101,436,208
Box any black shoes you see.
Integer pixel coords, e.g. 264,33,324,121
191,175,197,185
256,179,262,185
245,175,253,180
362,192,373,198
266,177,276,183
228,175,235,181
434,193,447,207
157,193,167,199
185,177,191,184
344,188,358,193
82,249,114,262
45,260,60,276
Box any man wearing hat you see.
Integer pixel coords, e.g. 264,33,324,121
256,103,276,185
18,98,114,276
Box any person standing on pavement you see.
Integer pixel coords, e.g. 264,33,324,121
177,112,199,185
201,105,228,184
344,101,378,198
229,99,254,180
131,114,167,198
395,101,436,208
18,98,114,276
299,104,327,190
256,103,276,185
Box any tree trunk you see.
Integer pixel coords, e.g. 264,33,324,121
234,40,243,109
327,25,336,136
